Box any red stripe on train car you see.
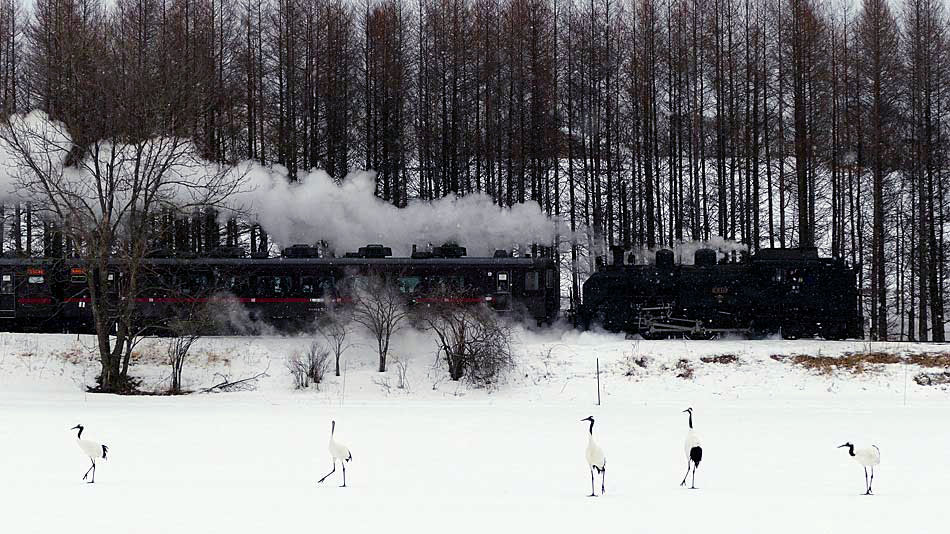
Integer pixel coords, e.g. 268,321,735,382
18,298,52,304
413,297,487,304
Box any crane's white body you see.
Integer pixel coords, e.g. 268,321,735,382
77,438,106,460
850,446,881,467
586,435,606,471
329,433,352,463
684,429,701,457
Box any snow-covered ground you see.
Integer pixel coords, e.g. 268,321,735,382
2,328,949,533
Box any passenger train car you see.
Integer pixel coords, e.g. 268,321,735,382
0,244,560,333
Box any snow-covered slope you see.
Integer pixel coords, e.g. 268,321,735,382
1,329,948,533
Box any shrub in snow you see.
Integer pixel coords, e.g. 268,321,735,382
423,302,514,387
287,342,331,390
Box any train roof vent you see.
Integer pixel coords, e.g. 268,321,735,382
411,250,435,259
493,249,510,258
282,244,319,258
695,248,717,268
433,243,467,258
208,246,246,258
358,244,392,258
656,249,674,268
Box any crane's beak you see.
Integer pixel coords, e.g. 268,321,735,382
837,444,849,449
682,409,690,413
70,425,80,430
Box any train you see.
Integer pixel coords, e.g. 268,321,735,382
0,243,560,333
578,246,863,339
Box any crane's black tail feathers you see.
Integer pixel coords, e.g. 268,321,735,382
346,451,353,462
690,446,702,467
101,445,109,460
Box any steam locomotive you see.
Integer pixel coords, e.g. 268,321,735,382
579,247,863,339
0,244,560,333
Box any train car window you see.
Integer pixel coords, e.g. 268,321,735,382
545,269,555,289
28,275,45,284
772,269,784,282
497,272,510,292
398,276,422,295
525,271,540,291
273,276,292,296
300,276,334,296
1,275,12,294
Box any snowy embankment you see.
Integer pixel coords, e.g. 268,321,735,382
1,329,949,533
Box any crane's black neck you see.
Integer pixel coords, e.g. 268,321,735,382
75,426,84,439
587,419,595,435
331,422,336,437
846,444,855,456
688,412,693,429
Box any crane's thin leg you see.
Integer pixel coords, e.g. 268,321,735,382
589,467,596,497
691,465,697,489
868,467,874,495
601,468,606,495
317,461,336,484
680,460,691,487
83,459,94,481
341,463,346,488
90,460,96,484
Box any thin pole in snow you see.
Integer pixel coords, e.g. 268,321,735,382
903,360,907,407
596,358,601,406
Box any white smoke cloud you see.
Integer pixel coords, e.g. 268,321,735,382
225,163,558,256
0,111,558,257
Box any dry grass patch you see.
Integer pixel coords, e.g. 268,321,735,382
674,358,694,379
700,354,740,365
771,351,950,376
904,353,950,368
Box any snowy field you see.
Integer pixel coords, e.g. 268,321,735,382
2,329,950,533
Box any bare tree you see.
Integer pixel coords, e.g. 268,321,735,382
350,274,408,372
318,309,353,377
0,113,245,392
166,317,205,395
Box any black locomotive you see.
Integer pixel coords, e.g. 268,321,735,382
579,247,863,339
0,244,559,333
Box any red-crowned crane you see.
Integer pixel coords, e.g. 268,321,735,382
71,425,108,483
838,442,880,495
318,421,353,487
581,416,606,496
680,408,702,489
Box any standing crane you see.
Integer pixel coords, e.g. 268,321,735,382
680,408,702,489
318,421,353,487
838,442,880,495
71,424,108,484
581,416,606,496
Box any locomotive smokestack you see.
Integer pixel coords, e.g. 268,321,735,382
611,246,625,267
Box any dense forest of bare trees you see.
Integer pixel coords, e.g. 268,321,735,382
0,0,949,341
